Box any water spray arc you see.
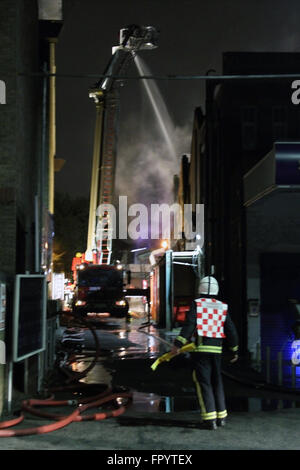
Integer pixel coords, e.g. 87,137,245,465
133,55,177,160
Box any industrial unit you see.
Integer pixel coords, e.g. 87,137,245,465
186,52,300,385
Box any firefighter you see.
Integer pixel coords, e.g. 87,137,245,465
171,276,239,430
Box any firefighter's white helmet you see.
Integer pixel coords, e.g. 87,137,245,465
198,276,219,296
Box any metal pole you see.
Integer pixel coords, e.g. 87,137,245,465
24,358,28,395
165,250,173,331
34,195,40,273
291,364,296,408
277,351,283,409
256,342,261,372
7,360,13,414
48,38,57,216
37,352,45,394
40,62,48,274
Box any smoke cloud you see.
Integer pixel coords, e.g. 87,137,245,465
115,56,192,208
116,117,191,207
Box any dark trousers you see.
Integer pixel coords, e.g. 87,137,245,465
191,352,227,421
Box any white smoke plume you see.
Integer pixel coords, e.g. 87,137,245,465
116,118,191,207
115,55,192,208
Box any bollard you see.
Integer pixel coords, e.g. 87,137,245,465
165,396,172,413
266,346,271,383
277,351,283,386
256,342,261,372
291,364,296,408
291,363,296,389
277,351,283,409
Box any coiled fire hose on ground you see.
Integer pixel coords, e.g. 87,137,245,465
0,312,133,437
57,311,102,383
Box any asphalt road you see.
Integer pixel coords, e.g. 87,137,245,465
1,313,300,453
0,405,299,451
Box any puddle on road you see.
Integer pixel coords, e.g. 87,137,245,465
126,391,300,414
58,315,300,416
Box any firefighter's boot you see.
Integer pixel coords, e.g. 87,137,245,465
217,418,226,427
199,419,217,430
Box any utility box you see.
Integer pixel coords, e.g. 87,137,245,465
150,250,201,330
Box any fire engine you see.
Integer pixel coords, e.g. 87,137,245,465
71,25,158,316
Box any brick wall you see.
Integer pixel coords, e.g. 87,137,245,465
0,0,40,275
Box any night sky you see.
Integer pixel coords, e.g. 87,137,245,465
55,0,300,204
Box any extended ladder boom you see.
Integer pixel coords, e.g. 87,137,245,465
86,25,158,264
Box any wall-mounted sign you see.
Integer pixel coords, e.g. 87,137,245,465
13,275,47,362
52,272,65,300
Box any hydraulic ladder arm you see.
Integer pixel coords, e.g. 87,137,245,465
85,25,158,264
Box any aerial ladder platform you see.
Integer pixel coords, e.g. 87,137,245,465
85,25,158,265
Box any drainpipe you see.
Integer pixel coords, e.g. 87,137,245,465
48,37,57,216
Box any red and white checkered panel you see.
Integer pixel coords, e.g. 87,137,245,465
195,298,228,338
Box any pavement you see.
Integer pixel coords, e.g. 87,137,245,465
1,305,300,453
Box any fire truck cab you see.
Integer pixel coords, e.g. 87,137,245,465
72,264,129,318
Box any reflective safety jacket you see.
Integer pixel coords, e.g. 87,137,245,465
195,297,227,339
174,297,239,354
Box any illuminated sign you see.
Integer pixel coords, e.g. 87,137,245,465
52,273,65,300
291,339,300,365
0,80,6,104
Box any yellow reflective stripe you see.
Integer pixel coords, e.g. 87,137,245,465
192,370,206,415
201,411,217,420
230,345,238,352
193,346,222,353
180,342,196,353
176,336,187,345
217,410,227,419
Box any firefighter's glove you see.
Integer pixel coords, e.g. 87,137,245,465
151,342,196,371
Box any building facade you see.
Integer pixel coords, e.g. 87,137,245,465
189,52,300,365
0,0,64,415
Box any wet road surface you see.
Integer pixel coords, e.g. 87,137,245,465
1,303,300,450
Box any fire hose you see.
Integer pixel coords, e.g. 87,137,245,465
0,311,133,437
149,337,300,396
57,311,101,383
0,386,132,437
